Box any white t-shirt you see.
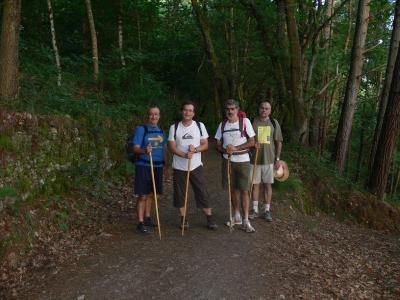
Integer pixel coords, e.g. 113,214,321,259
214,118,255,162
168,121,209,171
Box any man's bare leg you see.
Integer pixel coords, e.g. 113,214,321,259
145,193,153,218
251,184,261,217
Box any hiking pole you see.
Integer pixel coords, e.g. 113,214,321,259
149,151,162,240
249,147,259,199
227,156,233,232
181,158,192,236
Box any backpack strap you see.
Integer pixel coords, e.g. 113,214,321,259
174,120,203,140
195,120,203,137
271,118,277,140
220,119,228,144
239,117,249,139
141,124,149,147
174,121,179,140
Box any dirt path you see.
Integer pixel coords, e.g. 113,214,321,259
23,150,400,299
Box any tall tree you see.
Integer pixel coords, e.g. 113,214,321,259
369,0,400,172
84,0,99,82
118,0,126,67
333,0,371,173
47,0,62,86
283,0,307,143
367,37,400,199
0,0,22,101
191,0,229,117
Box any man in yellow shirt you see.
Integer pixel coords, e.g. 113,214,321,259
249,101,283,221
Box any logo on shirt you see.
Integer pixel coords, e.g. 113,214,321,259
182,133,194,140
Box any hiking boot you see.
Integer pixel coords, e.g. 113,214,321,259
249,209,259,219
136,222,148,234
206,215,218,230
242,220,256,233
180,216,189,230
263,210,272,222
225,214,242,227
144,217,158,227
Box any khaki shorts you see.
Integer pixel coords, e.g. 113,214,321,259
222,159,250,191
249,164,274,184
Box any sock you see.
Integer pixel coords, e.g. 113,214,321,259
265,204,271,212
253,201,259,212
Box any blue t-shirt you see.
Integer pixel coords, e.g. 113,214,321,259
132,125,166,167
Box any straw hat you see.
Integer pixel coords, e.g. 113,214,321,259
274,160,289,182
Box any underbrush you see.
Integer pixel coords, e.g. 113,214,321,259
280,145,400,231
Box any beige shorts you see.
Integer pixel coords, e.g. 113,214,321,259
249,164,274,184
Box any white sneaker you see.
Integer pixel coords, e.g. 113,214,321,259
242,220,255,233
225,214,242,227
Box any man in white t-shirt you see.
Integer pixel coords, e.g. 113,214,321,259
168,101,217,230
215,99,256,233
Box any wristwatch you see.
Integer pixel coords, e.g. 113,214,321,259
275,157,280,161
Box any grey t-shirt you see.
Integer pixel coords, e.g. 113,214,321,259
250,117,283,165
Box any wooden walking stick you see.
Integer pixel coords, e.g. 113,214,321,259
249,147,259,199
227,156,233,232
149,151,162,240
181,158,192,236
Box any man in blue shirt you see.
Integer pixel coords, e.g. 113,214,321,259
132,105,168,234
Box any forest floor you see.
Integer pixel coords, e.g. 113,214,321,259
12,150,400,299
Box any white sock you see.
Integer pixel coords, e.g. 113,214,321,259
265,204,271,212
234,211,241,220
253,201,259,212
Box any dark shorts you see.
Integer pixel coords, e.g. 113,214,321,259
173,166,210,209
134,164,163,196
222,159,250,191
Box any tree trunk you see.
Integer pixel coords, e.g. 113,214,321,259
355,97,367,182
367,35,400,200
239,0,288,103
47,0,62,86
136,12,143,87
84,0,99,82
118,0,126,67
228,6,237,99
320,1,353,156
333,0,371,173
310,0,334,147
368,0,400,172
237,16,251,103
0,0,21,101
191,0,229,115
284,0,307,143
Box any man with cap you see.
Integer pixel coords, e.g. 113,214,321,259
249,101,283,221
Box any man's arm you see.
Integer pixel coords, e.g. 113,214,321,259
226,137,255,154
216,139,224,154
168,140,193,159
274,141,282,159
274,140,282,169
189,138,208,153
134,143,152,155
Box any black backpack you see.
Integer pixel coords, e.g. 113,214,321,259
173,120,203,140
126,125,164,163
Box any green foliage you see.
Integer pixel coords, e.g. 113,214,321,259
0,186,17,199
